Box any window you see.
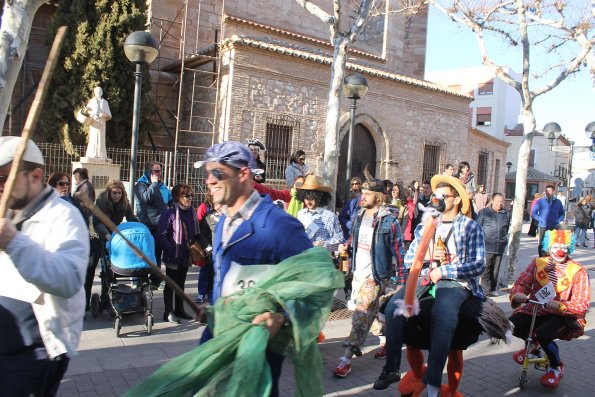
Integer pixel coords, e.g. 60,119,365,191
529,149,535,168
265,115,299,181
476,107,492,126
477,152,488,187
478,80,494,95
493,159,500,193
421,143,442,182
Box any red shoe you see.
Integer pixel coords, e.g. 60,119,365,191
512,349,526,365
333,360,352,378
374,344,386,359
540,367,562,389
317,332,326,343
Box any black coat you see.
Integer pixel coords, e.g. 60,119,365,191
574,204,591,228
477,206,510,254
93,195,138,240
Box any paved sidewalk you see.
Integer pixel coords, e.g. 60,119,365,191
58,225,595,396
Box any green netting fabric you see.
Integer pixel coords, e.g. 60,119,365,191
124,247,344,397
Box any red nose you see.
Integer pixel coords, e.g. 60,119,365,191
555,250,566,257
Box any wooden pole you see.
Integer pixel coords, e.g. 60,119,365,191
0,26,67,217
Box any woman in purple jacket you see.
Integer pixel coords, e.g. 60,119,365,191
157,183,200,324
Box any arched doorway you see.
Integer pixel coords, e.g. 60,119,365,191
337,123,376,207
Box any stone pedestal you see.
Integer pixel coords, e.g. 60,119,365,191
72,160,121,191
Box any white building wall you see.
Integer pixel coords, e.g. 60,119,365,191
426,67,520,140
506,134,569,178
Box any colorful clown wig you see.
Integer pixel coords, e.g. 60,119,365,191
541,229,576,255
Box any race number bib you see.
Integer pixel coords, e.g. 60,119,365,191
535,282,555,304
220,262,276,297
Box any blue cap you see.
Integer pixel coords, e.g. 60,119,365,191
194,141,263,175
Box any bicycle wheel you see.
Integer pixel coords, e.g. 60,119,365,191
519,370,527,389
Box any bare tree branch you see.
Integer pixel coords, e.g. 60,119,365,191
295,0,336,25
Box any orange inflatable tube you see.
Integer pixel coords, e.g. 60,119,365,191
402,216,437,317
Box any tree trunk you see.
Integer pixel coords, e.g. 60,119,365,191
0,0,46,135
505,104,536,285
321,36,349,207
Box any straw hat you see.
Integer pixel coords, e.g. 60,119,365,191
430,174,471,215
295,175,332,193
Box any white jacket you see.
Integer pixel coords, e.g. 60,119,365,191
1,187,89,358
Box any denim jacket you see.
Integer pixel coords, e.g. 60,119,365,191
348,206,406,284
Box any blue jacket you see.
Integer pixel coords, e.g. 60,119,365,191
212,195,313,303
349,206,406,284
531,196,564,228
339,195,360,240
134,173,173,229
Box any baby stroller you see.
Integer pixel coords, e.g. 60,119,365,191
90,222,156,337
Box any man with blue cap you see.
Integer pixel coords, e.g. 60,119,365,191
194,141,312,397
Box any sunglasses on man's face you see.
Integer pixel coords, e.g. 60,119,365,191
57,181,70,187
205,168,237,181
152,169,162,174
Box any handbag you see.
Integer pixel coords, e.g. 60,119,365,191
189,240,207,264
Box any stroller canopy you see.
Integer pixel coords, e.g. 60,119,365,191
108,222,156,271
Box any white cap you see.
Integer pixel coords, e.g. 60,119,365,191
0,137,45,167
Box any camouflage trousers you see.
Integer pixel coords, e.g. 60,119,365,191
344,277,388,348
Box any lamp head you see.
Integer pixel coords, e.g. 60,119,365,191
543,122,562,150
124,31,159,64
342,74,369,100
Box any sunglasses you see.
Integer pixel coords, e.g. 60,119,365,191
205,168,237,181
57,181,70,187
0,175,7,185
152,169,162,174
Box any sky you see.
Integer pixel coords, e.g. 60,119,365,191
424,6,595,148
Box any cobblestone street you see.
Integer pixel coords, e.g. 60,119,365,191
58,224,595,396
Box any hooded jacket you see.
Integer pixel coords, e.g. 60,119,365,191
134,173,173,229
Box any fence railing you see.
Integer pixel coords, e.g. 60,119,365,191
36,142,209,204
35,142,291,205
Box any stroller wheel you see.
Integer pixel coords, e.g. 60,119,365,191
114,317,121,337
146,314,153,335
90,293,100,318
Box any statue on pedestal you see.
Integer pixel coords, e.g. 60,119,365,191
77,86,111,160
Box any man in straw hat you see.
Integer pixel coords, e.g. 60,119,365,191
194,141,312,397
373,174,486,395
333,177,405,378
296,175,344,252
0,137,89,396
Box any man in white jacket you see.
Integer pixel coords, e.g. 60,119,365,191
0,137,89,396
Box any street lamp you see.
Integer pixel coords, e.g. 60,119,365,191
543,122,562,150
506,161,512,173
342,74,368,200
545,122,574,223
586,121,595,152
124,31,159,208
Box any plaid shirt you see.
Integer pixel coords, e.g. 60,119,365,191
405,213,486,298
297,207,344,252
221,190,262,246
510,257,590,338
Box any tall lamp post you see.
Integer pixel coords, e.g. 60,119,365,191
586,121,595,152
124,31,159,209
544,122,574,224
506,161,512,173
342,74,368,201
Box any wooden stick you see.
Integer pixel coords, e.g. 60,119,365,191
0,26,67,217
79,195,203,318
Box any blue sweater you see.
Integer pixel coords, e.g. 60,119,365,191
531,196,564,228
